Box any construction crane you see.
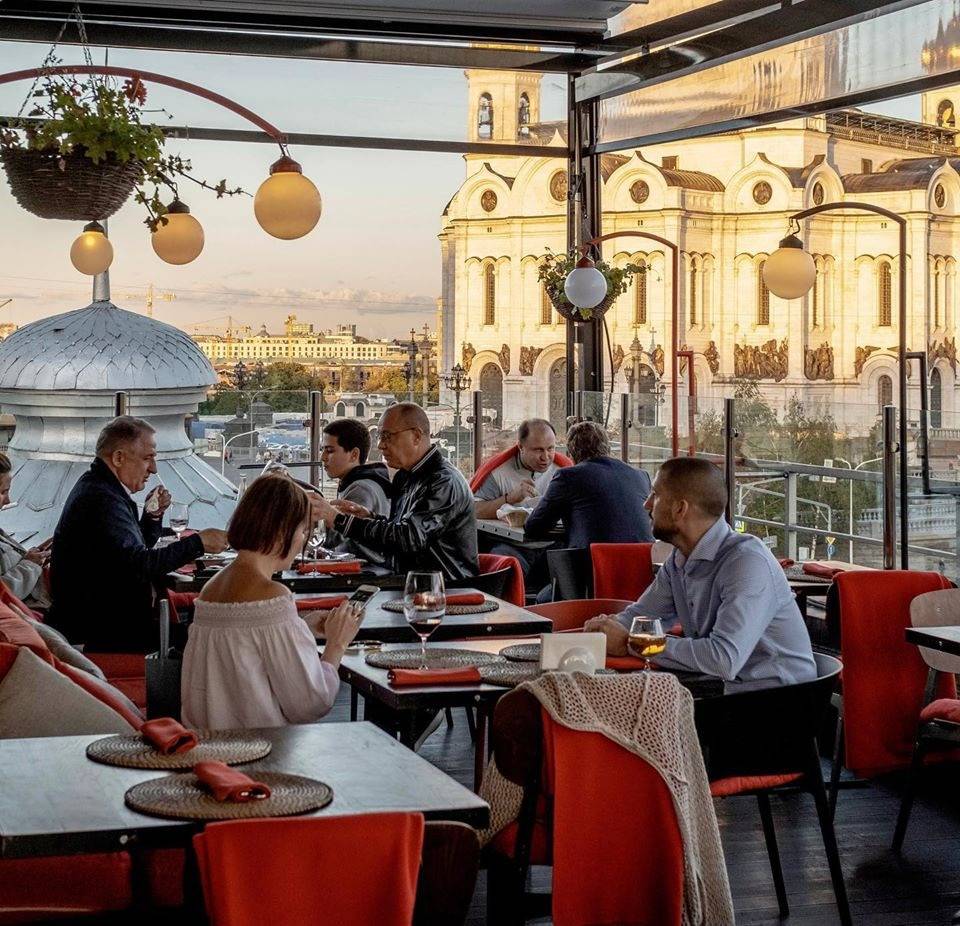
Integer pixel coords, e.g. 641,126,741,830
117,284,175,318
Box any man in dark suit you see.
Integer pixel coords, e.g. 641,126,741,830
48,416,228,652
525,420,653,549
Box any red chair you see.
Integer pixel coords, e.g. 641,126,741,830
590,542,654,601
476,553,525,606
486,689,685,926
829,571,955,812
526,598,634,632
469,445,572,494
194,813,425,926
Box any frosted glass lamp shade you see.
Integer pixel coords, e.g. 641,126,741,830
558,646,597,674
152,202,204,265
763,236,816,299
255,156,322,240
70,223,113,275
563,264,608,309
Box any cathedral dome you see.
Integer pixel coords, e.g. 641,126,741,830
0,300,215,392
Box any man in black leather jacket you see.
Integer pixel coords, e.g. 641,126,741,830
47,416,228,652
313,403,478,581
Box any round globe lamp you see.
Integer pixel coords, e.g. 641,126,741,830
254,155,322,240
563,257,608,310
151,200,205,265
763,234,816,299
69,222,114,276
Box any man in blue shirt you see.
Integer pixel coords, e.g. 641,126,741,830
586,457,815,689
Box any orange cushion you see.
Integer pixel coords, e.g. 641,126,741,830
920,698,960,725
0,643,19,681
0,603,50,659
85,653,148,712
490,819,552,865
0,854,131,923
55,658,144,728
710,773,803,798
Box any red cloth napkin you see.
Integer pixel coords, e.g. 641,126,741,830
443,593,485,606
605,655,650,672
802,562,843,579
387,667,482,687
194,761,272,802
296,596,348,612
296,561,361,575
141,717,198,755
176,562,197,575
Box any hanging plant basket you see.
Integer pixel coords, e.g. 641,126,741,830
538,248,645,323
546,287,618,323
0,145,143,221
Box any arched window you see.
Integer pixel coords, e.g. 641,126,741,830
540,281,553,326
634,260,647,326
478,93,493,139
689,263,698,326
878,261,892,327
877,374,893,410
931,368,943,428
757,260,770,326
518,93,530,138
483,263,496,325
935,263,942,329
811,259,822,328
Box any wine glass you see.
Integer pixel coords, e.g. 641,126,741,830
305,521,327,560
169,502,189,541
627,616,666,670
402,571,446,669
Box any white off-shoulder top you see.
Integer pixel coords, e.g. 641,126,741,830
181,593,339,729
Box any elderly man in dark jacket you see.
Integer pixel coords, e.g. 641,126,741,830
314,403,477,581
48,416,228,652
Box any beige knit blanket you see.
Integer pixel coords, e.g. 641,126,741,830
480,671,735,926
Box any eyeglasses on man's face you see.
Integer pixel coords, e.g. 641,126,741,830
378,427,417,445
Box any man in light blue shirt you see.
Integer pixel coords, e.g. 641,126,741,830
586,457,816,689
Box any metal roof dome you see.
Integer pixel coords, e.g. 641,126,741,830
0,299,216,392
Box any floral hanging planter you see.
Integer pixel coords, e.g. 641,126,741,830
538,247,645,322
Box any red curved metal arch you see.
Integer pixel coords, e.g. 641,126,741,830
0,65,286,147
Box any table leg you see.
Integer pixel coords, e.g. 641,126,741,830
350,687,358,722
474,701,489,793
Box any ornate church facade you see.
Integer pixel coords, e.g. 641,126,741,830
438,70,960,436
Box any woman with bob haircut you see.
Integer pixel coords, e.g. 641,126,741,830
181,475,363,728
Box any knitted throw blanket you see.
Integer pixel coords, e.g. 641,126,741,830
480,671,735,926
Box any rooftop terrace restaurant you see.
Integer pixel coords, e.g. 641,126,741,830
6,1,960,924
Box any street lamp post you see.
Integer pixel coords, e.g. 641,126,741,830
560,230,684,456
443,363,469,466
221,428,258,475
764,202,910,568
406,329,419,404
834,455,884,564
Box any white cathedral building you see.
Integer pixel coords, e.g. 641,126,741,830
438,69,960,437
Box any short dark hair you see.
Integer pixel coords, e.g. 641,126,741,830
227,475,309,558
517,418,555,444
0,452,10,476
323,418,371,463
566,421,610,463
657,457,727,518
96,416,155,458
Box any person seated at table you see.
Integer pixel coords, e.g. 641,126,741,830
320,418,392,565
181,475,364,729
47,416,228,653
313,402,478,582
585,456,816,688
524,420,654,547
0,452,52,610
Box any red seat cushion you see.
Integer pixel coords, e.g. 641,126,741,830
920,698,960,725
710,773,803,798
0,854,132,924
490,819,552,865
85,653,147,712
0,602,50,658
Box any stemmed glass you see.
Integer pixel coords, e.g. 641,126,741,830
305,521,327,560
627,616,666,670
403,571,446,669
169,502,189,541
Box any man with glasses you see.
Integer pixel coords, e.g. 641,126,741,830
313,402,478,581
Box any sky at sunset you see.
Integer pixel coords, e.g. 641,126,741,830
0,37,915,340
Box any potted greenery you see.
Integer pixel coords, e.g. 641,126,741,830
0,66,240,229
537,247,645,321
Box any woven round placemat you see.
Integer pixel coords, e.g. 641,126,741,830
380,599,499,615
479,662,542,687
125,772,332,821
87,731,272,770
784,565,834,584
365,647,504,670
499,642,541,663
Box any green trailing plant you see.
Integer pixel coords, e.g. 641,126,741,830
537,247,645,321
0,66,243,230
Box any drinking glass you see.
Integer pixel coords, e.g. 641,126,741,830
402,571,446,669
169,502,189,540
305,521,327,560
627,616,666,670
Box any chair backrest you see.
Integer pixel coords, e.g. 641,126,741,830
910,588,960,674
468,446,574,493
472,553,525,605
694,652,841,780
836,570,956,778
490,688,684,926
590,543,654,601
545,547,591,601
413,822,479,926
526,598,634,632
193,812,425,926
